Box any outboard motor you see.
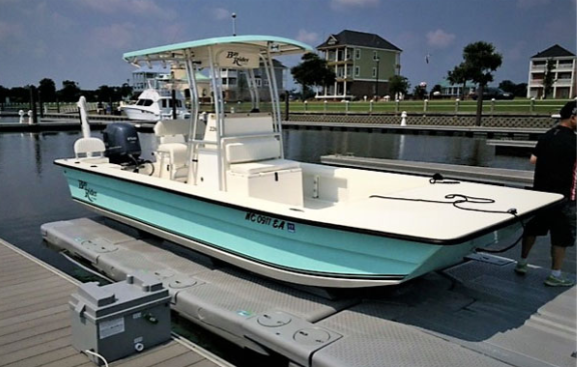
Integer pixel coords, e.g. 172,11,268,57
102,123,142,166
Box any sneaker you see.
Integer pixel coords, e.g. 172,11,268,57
514,262,528,275
544,275,575,287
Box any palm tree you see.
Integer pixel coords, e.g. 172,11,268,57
461,42,502,126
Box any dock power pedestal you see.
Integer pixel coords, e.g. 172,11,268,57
69,273,171,365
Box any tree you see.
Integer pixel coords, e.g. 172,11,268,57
542,58,555,99
514,83,527,97
291,53,335,100
118,83,133,100
461,42,502,126
413,84,427,100
38,78,57,102
58,80,81,102
96,85,114,103
0,85,8,104
498,80,516,94
447,62,471,100
388,75,410,99
499,80,527,98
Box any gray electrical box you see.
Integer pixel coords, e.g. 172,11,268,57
70,272,171,365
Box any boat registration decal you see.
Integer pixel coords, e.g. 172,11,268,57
78,180,98,202
245,212,295,232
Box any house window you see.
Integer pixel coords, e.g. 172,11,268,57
354,66,360,77
373,51,378,61
372,67,377,77
355,49,361,59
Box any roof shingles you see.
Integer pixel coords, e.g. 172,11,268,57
531,44,575,58
317,30,401,52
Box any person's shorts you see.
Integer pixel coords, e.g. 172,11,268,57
524,200,576,247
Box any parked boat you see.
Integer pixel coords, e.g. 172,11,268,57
120,77,190,121
55,35,563,288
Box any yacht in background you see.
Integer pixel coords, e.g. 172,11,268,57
120,77,190,121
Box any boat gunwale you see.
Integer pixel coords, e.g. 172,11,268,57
55,160,563,246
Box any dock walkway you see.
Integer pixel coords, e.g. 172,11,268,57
0,238,231,367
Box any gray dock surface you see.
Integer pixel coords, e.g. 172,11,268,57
321,154,534,187
0,238,231,367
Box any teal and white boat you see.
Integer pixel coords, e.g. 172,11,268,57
56,36,562,288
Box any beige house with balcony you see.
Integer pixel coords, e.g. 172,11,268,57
527,44,576,99
316,30,401,100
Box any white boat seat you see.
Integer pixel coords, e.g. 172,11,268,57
225,137,281,164
74,138,108,162
229,159,300,175
154,120,189,180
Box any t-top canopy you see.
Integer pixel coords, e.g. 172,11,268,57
123,35,313,69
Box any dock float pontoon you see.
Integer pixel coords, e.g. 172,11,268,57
42,217,576,367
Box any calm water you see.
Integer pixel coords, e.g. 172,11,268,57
283,128,535,169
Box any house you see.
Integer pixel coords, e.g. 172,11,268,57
316,30,402,100
438,79,476,99
131,65,170,93
527,44,576,99
218,60,286,102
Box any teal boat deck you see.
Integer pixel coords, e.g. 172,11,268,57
0,238,231,367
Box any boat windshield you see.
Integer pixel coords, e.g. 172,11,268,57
136,99,154,106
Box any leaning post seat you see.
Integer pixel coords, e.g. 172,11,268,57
153,119,190,180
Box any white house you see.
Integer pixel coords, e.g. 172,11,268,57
527,44,576,99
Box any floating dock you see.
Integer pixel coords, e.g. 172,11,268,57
41,217,576,367
321,154,534,188
0,238,231,367
283,120,547,139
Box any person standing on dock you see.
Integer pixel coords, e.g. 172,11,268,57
515,100,576,286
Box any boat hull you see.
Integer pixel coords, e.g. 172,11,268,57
60,166,519,288
121,106,160,121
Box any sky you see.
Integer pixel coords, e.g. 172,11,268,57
0,0,576,92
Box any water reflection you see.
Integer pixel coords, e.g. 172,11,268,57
283,129,534,170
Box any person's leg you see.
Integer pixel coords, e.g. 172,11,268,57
544,203,575,286
551,245,566,271
515,235,536,274
521,235,537,259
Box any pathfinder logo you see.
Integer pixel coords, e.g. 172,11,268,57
226,51,250,67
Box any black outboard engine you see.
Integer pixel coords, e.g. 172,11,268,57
102,123,142,166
